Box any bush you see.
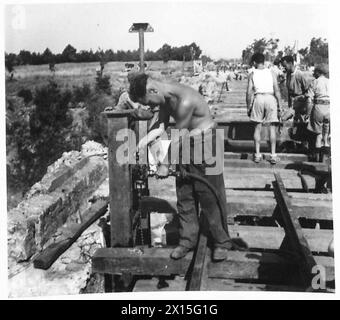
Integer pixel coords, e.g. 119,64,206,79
86,93,116,144
95,74,111,95
73,83,92,103
17,88,33,104
8,80,77,188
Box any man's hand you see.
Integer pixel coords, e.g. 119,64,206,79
156,164,169,179
247,107,252,117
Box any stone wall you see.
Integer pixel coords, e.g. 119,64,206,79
7,142,110,297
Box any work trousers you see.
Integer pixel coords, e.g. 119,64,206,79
175,129,231,249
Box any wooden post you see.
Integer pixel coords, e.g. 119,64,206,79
138,29,145,72
129,23,153,73
105,110,135,247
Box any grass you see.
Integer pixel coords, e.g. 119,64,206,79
5,60,193,96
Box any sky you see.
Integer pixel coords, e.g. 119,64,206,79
4,1,329,59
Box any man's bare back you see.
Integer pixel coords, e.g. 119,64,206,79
160,82,216,131
133,76,216,132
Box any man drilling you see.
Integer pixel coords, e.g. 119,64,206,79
129,73,233,262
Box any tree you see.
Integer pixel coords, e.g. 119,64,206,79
242,38,280,64
159,43,172,63
61,44,77,62
5,54,16,80
18,50,32,65
42,47,53,64
189,42,202,60
298,38,328,66
308,37,328,64
201,55,212,65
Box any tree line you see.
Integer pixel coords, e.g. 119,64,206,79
242,37,328,66
5,42,202,68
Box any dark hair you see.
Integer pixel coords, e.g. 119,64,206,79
251,53,265,64
281,55,295,64
129,73,148,102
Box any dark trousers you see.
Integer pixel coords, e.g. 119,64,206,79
175,129,231,249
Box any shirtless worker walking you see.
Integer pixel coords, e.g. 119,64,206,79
129,73,233,261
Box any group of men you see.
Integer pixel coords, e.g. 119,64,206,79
114,53,330,262
246,53,330,163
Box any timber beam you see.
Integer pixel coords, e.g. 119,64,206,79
92,248,334,285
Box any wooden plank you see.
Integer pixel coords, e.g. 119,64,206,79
33,198,109,270
224,159,328,171
92,247,193,276
224,152,310,162
227,195,332,221
106,112,133,247
208,251,334,283
148,178,333,220
226,189,332,201
229,225,333,253
224,169,315,190
92,248,334,285
273,173,318,287
186,232,208,291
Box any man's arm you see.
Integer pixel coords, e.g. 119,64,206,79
305,80,315,116
299,71,311,95
137,106,170,151
286,75,292,109
246,73,254,116
272,70,282,115
174,100,195,130
156,101,195,177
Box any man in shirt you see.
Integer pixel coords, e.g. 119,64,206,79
246,53,282,164
306,64,330,162
281,55,312,120
280,55,313,152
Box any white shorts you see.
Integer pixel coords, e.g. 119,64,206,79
250,94,279,124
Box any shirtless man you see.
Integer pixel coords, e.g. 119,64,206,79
129,73,232,261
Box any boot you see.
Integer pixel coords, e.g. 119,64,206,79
212,247,229,262
170,245,192,260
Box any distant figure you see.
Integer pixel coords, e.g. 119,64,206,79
246,53,282,164
49,61,56,74
306,64,330,162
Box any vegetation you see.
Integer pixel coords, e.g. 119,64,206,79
5,42,202,67
6,75,119,209
242,37,328,66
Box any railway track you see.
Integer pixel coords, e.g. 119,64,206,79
92,79,334,293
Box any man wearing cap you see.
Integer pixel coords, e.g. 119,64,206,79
306,64,330,162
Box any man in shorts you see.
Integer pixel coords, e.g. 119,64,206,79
306,64,330,162
246,53,283,164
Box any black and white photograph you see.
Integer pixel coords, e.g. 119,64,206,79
2,0,338,300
